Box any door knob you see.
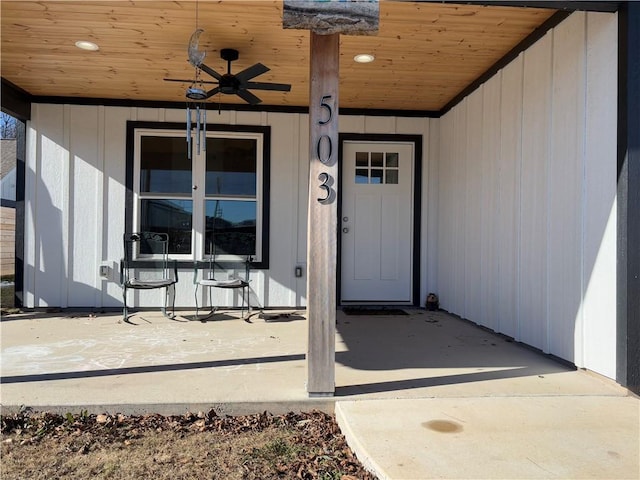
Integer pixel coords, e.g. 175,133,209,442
343,227,349,233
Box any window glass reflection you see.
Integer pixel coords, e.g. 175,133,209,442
371,169,383,184
206,138,257,196
371,152,384,167
355,152,368,167
140,199,192,254
205,200,256,256
355,169,369,184
140,137,191,194
386,152,399,168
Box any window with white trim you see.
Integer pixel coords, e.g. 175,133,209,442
128,123,269,266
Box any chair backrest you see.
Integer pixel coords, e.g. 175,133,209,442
199,239,252,282
205,239,217,280
123,232,171,280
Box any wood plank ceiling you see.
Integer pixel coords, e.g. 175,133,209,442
1,1,556,112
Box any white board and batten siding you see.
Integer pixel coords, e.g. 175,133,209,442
24,104,436,310
437,12,618,379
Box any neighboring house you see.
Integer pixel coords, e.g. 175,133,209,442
1,138,16,278
1,5,638,394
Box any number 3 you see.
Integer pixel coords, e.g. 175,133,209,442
318,172,332,204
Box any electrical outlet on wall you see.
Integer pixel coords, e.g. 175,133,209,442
99,264,109,278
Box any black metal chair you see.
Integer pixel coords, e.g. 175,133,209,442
120,232,178,323
193,241,252,321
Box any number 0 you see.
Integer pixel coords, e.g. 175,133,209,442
317,135,332,164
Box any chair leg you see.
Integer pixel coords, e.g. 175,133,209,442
196,286,218,321
195,284,200,320
121,288,128,323
161,285,177,320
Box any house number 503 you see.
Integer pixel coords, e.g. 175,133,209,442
317,94,335,204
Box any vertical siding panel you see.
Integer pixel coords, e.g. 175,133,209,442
267,112,298,306
520,34,552,350
103,107,129,306
69,105,100,307
341,115,365,133
33,104,67,307
364,116,396,134
452,101,467,317
583,12,617,376
464,89,483,321
480,74,502,331
498,55,523,338
297,114,309,305
477,72,502,330
24,110,39,307
426,118,439,301
437,112,454,311
548,13,586,362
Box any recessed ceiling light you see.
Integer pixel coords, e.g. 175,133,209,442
75,40,99,51
354,53,375,63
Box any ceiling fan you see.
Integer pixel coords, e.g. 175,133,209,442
165,31,291,105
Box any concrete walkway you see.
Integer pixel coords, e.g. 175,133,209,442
1,308,638,479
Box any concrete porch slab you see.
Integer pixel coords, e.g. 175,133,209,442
1,308,637,479
336,396,640,480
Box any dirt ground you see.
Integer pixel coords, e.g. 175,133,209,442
1,408,377,480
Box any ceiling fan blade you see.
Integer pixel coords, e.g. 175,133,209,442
236,89,262,105
235,63,270,83
199,62,223,81
245,81,291,92
164,78,217,84
205,86,221,98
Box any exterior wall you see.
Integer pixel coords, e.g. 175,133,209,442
436,12,618,379
24,105,436,310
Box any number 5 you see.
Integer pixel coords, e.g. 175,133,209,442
319,95,332,125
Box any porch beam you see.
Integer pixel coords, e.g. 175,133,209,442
617,1,640,395
420,1,621,13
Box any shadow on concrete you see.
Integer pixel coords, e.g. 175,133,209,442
334,310,573,395
0,353,306,384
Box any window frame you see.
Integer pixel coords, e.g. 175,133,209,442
125,121,270,269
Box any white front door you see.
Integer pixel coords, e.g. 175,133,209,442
340,141,414,304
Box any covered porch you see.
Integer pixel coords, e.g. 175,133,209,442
1,308,637,479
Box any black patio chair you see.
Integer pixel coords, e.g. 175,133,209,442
193,240,253,321
120,232,178,323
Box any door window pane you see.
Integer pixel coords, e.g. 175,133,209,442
371,152,384,167
386,170,399,184
386,152,399,168
206,138,257,196
140,137,191,194
140,199,192,254
355,169,369,184
355,152,368,167
371,169,383,184
205,200,256,256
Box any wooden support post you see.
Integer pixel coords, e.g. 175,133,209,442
306,32,339,396
284,0,378,397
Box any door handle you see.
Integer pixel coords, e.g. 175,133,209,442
343,227,349,234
